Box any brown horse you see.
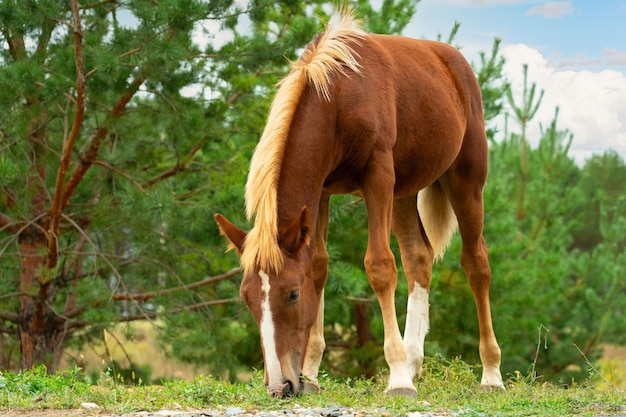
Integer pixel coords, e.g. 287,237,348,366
215,9,504,397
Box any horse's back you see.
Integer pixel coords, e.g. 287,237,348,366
354,35,480,105
337,35,486,196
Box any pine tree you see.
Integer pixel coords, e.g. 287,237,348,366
0,0,421,374
505,64,544,220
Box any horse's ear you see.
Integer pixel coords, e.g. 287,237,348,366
214,213,247,255
279,206,312,256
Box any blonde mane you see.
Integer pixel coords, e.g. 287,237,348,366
241,9,365,275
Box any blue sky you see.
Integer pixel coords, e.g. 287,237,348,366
398,1,626,163
407,0,626,70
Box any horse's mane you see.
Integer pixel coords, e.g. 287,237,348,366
241,9,365,275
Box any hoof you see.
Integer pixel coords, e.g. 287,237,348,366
386,387,418,398
302,380,321,393
268,381,299,398
268,383,288,398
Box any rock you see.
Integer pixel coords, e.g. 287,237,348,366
321,406,342,417
225,407,246,417
80,402,100,410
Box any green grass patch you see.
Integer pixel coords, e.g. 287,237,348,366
0,357,624,416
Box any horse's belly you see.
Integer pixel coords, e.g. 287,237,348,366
392,136,463,197
322,171,363,195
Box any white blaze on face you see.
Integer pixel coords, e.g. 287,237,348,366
259,270,282,389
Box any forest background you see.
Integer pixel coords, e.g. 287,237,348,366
0,0,625,387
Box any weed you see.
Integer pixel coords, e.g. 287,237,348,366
0,359,624,416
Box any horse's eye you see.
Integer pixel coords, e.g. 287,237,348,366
288,289,300,303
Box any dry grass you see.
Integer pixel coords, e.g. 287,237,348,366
61,321,210,382
597,345,626,388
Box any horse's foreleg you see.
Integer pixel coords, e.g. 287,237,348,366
363,155,416,397
392,195,434,381
365,247,415,397
302,293,324,392
302,193,330,392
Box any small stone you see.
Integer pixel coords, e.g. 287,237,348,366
226,407,246,417
152,410,180,416
321,406,342,417
80,402,100,410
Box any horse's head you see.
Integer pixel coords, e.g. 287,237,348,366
214,208,316,397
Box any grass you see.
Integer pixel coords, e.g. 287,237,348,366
0,356,624,416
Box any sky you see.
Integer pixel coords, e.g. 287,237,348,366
403,0,626,164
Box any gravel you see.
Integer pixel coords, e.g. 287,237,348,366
111,404,474,417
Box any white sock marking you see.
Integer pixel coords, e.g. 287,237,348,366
259,270,282,390
404,285,429,379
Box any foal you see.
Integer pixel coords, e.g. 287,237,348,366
215,10,504,397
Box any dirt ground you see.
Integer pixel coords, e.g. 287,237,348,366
0,411,106,417
0,409,204,417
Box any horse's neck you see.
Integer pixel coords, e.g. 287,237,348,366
276,169,323,232
276,113,335,232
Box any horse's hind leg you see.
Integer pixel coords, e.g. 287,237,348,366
441,151,504,389
302,193,330,392
392,195,434,381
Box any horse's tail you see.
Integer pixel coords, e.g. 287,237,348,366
417,182,458,261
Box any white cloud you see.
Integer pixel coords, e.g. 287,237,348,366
549,52,601,69
496,44,626,164
545,48,626,70
603,48,626,67
525,1,574,18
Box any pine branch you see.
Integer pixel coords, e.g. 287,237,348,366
91,160,147,192
1,213,47,259
0,324,18,334
81,0,118,11
60,76,146,210
141,162,185,188
0,310,19,323
170,297,240,313
60,213,126,298
48,0,87,270
60,305,88,320
2,27,27,61
48,221,91,304
140,137,209,188
66,297,240,330
34,16,56,60
112,267,242,301
119,297,240,322
0,213,19,234
60,24,181,209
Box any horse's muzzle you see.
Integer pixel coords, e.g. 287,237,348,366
268,375,305,398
